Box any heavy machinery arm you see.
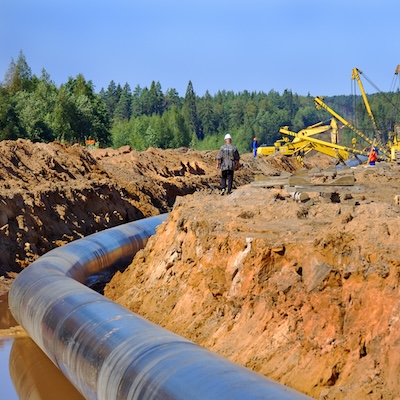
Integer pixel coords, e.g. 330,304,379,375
314,96,390,159
258,118,337,156
280,126,367,163
391,125,400,163
351,68,384,147
291,118,338,143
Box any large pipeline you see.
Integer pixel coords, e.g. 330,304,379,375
9,214,310,400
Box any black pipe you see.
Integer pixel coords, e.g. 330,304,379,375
9,214,310,400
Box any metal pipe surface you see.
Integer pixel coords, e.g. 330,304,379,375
9,214,310,400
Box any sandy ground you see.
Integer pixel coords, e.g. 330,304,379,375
1,139,400,399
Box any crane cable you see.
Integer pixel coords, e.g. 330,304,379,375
351,73,377,146
352,69,400,149
389,70,398,92
362,70,400,117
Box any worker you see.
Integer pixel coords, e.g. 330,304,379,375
368,147,377,166
216,134,240,195
252,137,258,157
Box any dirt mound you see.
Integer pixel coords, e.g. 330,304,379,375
0,140,148,283
105,162,400,399
0,140,301,292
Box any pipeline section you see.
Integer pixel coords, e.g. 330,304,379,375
9,214,310,400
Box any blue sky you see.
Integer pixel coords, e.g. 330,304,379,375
1,0,399,97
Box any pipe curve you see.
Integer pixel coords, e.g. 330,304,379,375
9,214,310,400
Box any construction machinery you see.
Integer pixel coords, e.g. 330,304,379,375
279,125,367,164
313,96,389,157
349,66,400,163
387,66,400,162
258,66,400,163
389,125,400,163
351,68,385,147
257,118,338,157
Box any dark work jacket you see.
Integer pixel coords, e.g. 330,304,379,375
217,144,240,171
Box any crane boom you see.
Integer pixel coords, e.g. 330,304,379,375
291,118,337,143
280,126,367,162
258,118,337,156
313,96,390,158
351,68,384,146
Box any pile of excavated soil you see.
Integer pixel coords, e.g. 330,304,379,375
0,139,302,293
105,162,400,399
0,140,145,285
2,139,400,399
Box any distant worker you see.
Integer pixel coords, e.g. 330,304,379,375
253,137,258,158
368,146,377,166
216,134,240,195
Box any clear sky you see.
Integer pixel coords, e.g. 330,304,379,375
1,0,399,97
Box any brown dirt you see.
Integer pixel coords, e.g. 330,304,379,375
0,140,248,289
1,139,400,399
0,326,27,338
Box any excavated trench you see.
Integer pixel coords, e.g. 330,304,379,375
104,177,400,399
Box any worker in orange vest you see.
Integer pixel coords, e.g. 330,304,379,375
368,147,377,166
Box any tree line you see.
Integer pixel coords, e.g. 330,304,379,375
1,51,400,154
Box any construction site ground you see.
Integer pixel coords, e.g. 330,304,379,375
1,139,400,399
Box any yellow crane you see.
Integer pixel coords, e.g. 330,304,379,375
313,96,391,159
351,68,385,147
388,66,400,162
390,125,400,163
350,66,400,163
257,118,338,157
279,125,367,164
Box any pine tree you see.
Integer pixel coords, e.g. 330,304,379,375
131,85,143,118
114,83,132,121
164,88,182,111
183,80,202,139
198,90,216,136
0,86,25,139
103,80,121,119
148,81,164,115
3,50,32,93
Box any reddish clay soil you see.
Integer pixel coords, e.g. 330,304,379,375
1,139,400,399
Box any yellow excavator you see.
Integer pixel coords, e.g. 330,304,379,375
257,118,338,157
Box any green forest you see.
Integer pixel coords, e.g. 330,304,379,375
1,51,400,154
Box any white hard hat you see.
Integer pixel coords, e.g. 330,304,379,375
224,134,232,140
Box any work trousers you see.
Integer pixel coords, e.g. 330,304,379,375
221,169,234,193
